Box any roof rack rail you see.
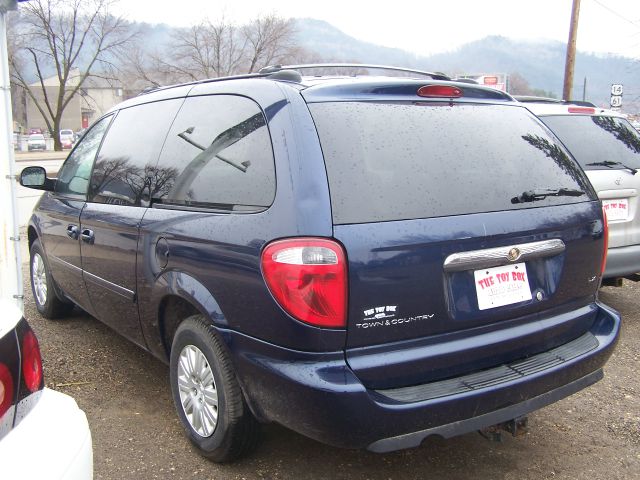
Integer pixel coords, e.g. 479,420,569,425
134,72,270,97
563,100,597,107
514,96,597,108
514,95,564,104
260,64,451,81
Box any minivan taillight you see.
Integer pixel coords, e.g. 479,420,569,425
568,106,596,114
21,330,43,393
261,238,347,328
601,208,609,276
417,85,463,98
0,363,14,417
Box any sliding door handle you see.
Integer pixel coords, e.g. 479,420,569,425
66,225,79,240
81,229,95,244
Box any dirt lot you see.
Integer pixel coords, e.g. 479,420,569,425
22,260,639,480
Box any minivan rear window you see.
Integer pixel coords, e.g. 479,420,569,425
539,115,640,171
309,102,593,224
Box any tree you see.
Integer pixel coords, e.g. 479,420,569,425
508,72,533,96
508,72,558,99
243,14,297,73
8,0,134,150
123,14,302,89
155,17,245,82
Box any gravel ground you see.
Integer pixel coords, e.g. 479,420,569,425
22,260,639,480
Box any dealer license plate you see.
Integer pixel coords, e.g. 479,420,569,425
474,263,532,311
602,199,629,222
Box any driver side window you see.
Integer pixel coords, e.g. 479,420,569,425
55,115,113,197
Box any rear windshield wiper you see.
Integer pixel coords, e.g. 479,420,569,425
511,188,585,204
586,160,637,175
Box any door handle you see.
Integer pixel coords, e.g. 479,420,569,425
66,225,79,240
81,229,95,244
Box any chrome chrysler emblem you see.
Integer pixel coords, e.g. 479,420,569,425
507,247,521,262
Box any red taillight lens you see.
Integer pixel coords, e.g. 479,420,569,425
568,106,596,114
22,330,43,393
601,207,609,276
417,85,463,98
0,363,14,417
261,238,347,328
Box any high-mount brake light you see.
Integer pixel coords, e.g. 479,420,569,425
417,85,463,98
568,106,596,114
261,238,347,328
22,330,43,393
0,363,14,417
601,207,609,276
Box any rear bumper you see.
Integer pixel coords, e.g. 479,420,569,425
226,301,620,451
604,244,640,278
0,388,93,479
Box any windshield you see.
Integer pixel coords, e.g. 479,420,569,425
29,135,44,140
309,102,593,224
540,115,640,171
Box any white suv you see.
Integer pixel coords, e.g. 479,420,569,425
522,101,640,283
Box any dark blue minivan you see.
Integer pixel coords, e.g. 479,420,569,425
20,65,620,462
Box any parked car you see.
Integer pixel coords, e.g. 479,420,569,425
20,64,620,462
519,99,640,284
60,129,75,149
28,128,42,135
27,133,46,151
0,300,93,479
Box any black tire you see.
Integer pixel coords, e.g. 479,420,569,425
29,239,74,319
170,314,260,463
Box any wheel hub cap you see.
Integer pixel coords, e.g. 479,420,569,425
32,253,48,306
177,345,218,437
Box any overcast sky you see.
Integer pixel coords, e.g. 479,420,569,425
114,0,640,59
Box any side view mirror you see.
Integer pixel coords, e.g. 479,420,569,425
20,166,54,191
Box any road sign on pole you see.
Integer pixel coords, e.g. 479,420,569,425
610,84,623,110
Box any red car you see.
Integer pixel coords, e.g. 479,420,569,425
59,129,75,149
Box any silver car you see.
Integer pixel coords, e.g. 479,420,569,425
27,133,46,151
522,101,640,284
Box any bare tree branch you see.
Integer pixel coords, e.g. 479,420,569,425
9,0,135,150
121,13,300,89
243,14,296,73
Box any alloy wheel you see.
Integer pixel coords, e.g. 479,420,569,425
32,253,48,307
177,344,219,437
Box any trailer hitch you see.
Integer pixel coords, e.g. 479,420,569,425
479,416,529,442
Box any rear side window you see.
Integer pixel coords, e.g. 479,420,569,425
56,115,112,197
539,115,640,170
309,102,592,224
153,95,275,211
89,99,183,206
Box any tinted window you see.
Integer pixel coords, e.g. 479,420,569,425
55,115,112,197
309,102,592,224
540,115,640,170
154,95,275,211
89,99,183,206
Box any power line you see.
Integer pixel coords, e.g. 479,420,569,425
590,0,640,30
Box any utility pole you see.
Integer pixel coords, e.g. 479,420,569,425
563,0,581,101
0,0,24,310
